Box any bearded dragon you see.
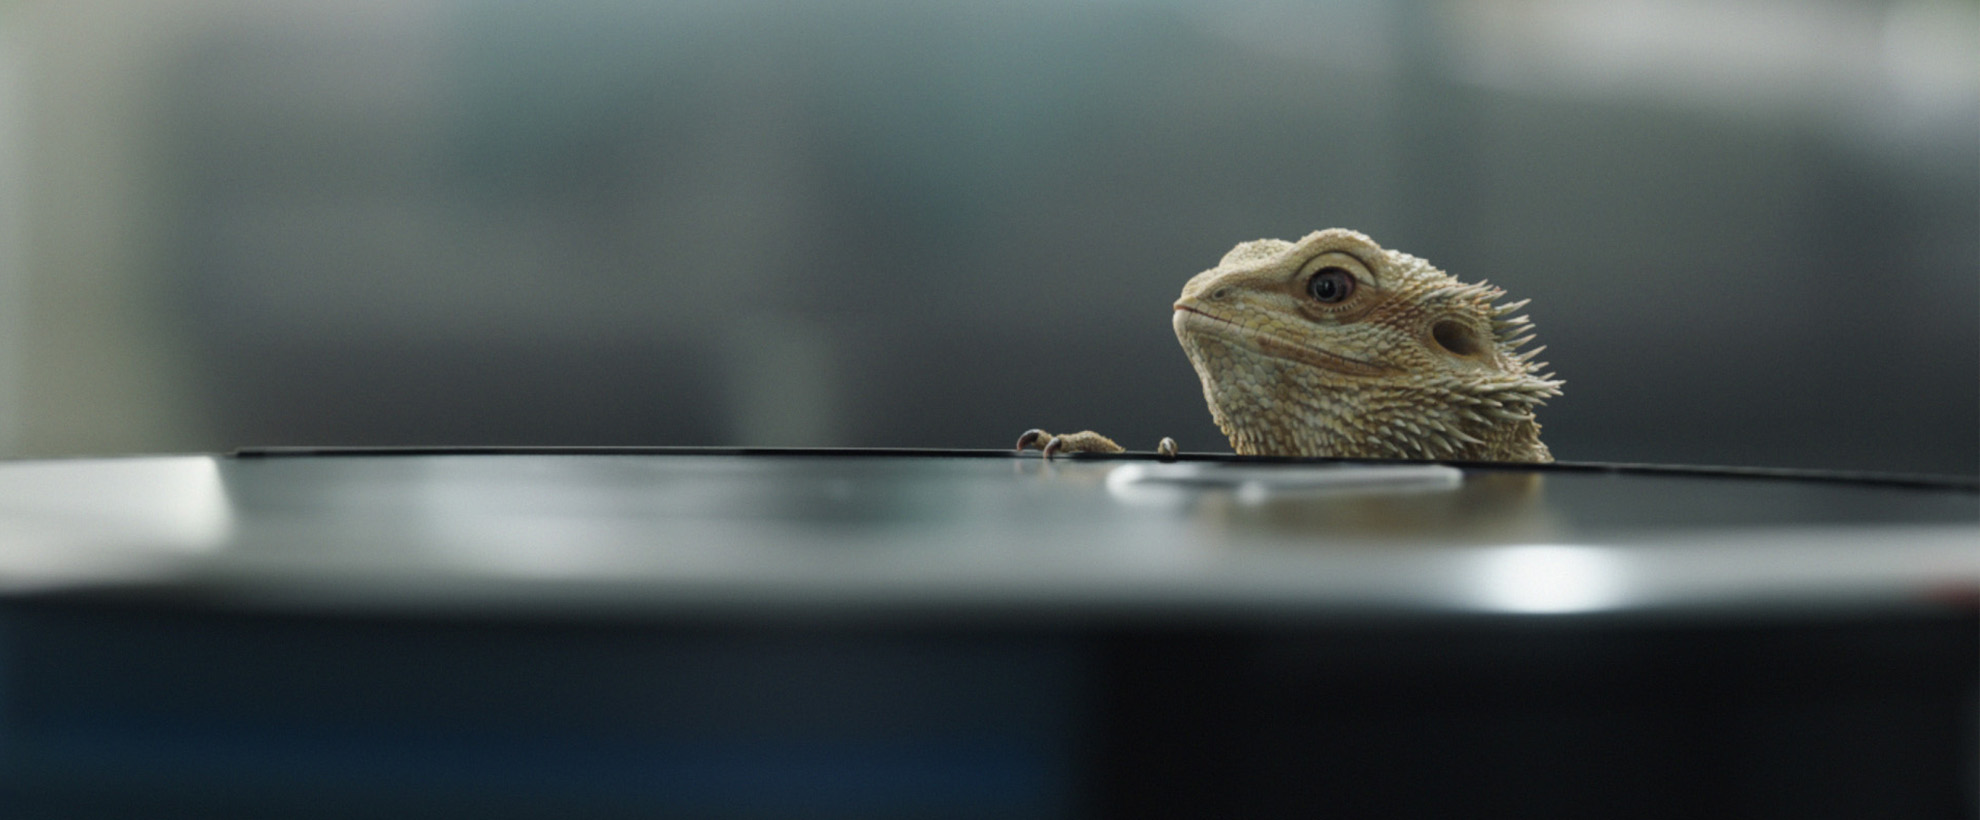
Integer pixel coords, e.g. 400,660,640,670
1018,228,1562,462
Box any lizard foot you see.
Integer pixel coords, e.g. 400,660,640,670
1015,430,1179,460
1015,429,1124,459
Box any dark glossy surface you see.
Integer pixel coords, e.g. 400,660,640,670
0,452,1970,615
0,453,1973,818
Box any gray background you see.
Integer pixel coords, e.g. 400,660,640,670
8,0,1977,475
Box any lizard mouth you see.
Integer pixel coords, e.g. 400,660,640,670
1173,305,1396,377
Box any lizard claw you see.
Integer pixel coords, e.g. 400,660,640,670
1015,428,1052,452
1157,437,1178,461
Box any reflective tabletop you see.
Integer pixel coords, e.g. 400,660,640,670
0,450,1971,617
0,451,1973,818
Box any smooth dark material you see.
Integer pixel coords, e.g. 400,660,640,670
0,451,1970,818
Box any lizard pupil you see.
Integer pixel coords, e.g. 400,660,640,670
1308,268,1354,303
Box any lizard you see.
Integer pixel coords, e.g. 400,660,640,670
1017,228,1562,462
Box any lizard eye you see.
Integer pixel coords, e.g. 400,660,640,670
1307,268,1355,303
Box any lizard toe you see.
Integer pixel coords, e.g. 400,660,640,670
1040,430,1125,459
1015,428,1053,452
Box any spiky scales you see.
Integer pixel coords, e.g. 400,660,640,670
1169,228,1561,462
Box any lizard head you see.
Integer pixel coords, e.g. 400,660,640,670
1171,228,1562,462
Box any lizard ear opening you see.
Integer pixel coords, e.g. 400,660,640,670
1431,319,1486,358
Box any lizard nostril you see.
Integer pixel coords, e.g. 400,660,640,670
1211,287,1232,300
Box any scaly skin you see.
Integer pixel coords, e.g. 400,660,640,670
1021,228,1562,462
1174,228,1561,461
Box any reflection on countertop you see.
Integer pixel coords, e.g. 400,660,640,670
0,452,1967,616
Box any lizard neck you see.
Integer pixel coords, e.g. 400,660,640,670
1193,342,1552,462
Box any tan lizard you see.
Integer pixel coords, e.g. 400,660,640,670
1018,228,1561,462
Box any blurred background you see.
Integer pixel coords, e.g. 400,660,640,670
0,0,1973,474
